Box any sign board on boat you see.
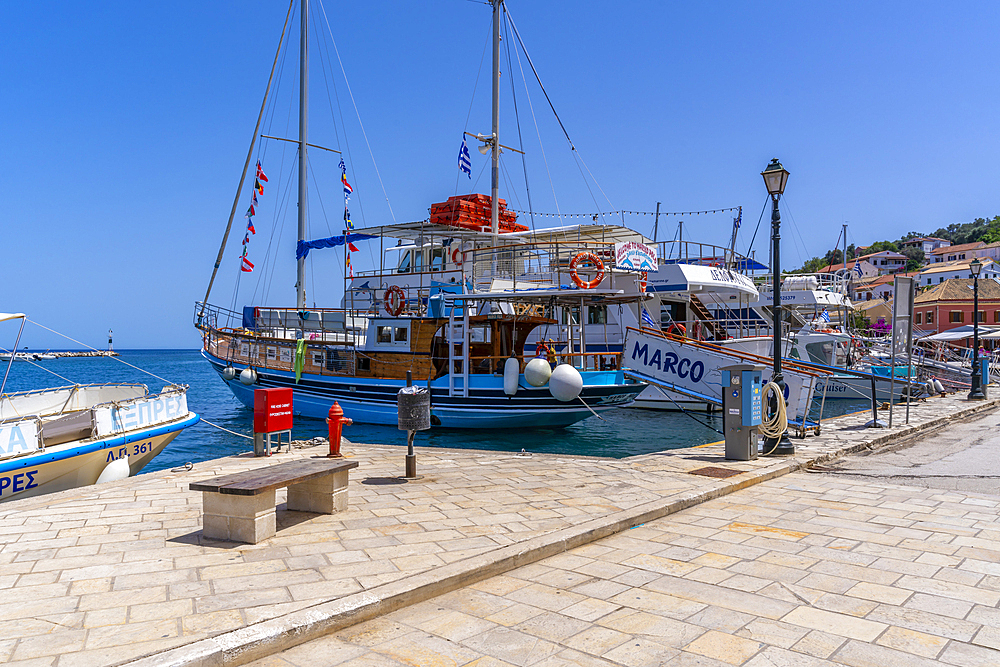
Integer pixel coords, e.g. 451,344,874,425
0,421,40,460
622,327,817,421
615,242,658,271
93,392,189,437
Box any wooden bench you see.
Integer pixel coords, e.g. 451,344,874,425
190,458,359,544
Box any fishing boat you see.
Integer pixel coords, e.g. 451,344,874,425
0,313,200,503
195,0,645,428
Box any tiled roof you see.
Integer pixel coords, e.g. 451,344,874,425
915,278,1000,303
929,241,985,255
857,250,907,260
919,258,995,275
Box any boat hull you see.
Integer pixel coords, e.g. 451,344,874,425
0,414,200,503
204,351,642,429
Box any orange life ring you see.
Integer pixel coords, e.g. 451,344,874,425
668,322,687,336
639,270,648,293
569,252,605,290
535,341,549,357
452,246,464,266
383,285,406,316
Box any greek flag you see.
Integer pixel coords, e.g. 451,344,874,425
853,261,863,277
820,308,830,322
641,307,658,329
458,138,472,178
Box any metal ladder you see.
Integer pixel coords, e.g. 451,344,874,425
447,297,469,397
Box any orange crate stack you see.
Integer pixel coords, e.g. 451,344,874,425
428,194,526,233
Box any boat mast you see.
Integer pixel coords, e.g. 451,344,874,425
490,0,501,240
296,0,309,310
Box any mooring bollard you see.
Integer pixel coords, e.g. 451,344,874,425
397,370,430,478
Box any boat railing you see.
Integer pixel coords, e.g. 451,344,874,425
196,302,369,343
656,240,756,273
455,351,621,375
647,318,784,342
758,271,852,296
205,332,359,377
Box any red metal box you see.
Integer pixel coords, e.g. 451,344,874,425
254,388,293,433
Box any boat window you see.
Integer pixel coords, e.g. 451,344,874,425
312,351,324,366
377,326,393,343
413,251,424,272
397,251,412,274
470,326,490,343
394,327,408,342
804,341,834,365
562,306,580,325
430,248,445,271
587,305,608,325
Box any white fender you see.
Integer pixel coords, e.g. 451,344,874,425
549,364,583,402
96,457,131,484
524,357,552,387
221,366,237,381
240,367,257,385
503,357,520,396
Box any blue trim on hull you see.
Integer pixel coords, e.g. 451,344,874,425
0,413,201,474
203,351,643,429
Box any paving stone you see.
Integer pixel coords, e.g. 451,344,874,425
1,395,996,667
682,629,763,664
833,639,952,667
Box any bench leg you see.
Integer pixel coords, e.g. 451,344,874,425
287,470,349,514
202,490,276,544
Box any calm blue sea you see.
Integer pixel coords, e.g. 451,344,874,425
1,350,872,474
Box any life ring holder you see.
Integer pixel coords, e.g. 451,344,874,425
534,340,549,357
383,285,406,317
569,252,605,290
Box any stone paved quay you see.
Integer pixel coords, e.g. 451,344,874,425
0,394,995,667
251,469,1000,667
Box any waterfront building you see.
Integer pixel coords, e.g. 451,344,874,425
913,278,1000,335
901,236,951,255
929,241,985,263
918,258,1000,287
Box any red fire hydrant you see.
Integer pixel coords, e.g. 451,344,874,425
326,402,352,458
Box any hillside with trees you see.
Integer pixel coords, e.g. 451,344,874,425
792,215,1000,272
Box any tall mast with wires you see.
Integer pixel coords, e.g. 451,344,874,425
491,0,501,240
296,0,309,310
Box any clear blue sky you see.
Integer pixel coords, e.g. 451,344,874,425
4,1,999,349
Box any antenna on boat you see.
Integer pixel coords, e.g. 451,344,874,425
296,0,310,311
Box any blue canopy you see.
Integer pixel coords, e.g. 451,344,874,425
295,233,376,260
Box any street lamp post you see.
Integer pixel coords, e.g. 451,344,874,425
761,158,795,455
968,258,986,400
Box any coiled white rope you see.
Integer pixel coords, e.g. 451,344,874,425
758,381,788,440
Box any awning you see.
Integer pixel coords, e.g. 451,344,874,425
295,233,376,260
919,325,1000,341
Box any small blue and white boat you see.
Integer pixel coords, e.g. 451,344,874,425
0,314,200,503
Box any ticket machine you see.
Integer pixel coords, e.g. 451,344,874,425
720,363,764,461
